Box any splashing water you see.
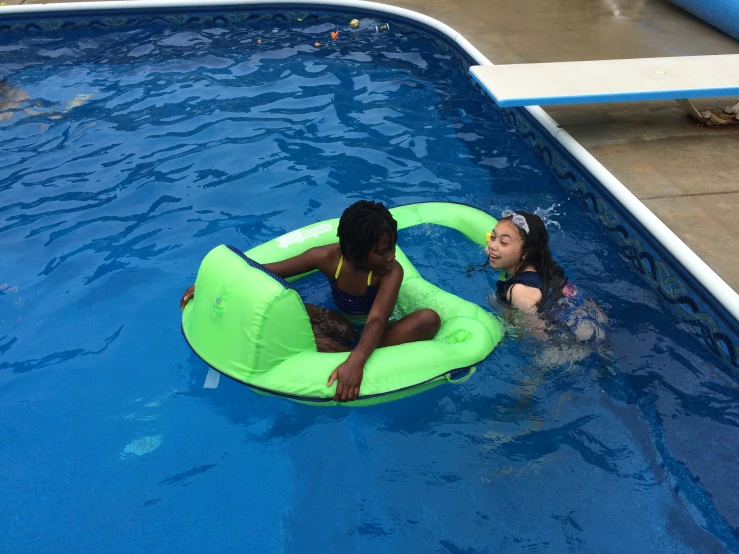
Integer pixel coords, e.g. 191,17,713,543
534,203,563,232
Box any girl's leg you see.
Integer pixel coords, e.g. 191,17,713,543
568,300,608,342
379,308,441,347
315,334,351,353
306,305,440,350
305,303,357,345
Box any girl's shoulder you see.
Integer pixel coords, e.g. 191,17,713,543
503,269,544,290
496,269,544,309
306,244,341,275
322,243,341,255
324,243,342,259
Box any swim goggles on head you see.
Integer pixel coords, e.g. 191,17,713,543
500,210,530,235
485,210,530,242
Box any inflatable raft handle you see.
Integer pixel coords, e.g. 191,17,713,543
444,366,477,384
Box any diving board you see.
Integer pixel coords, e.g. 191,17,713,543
470,55,739,107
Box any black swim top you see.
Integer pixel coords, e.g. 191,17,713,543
495,271,545,306
329,256,377,316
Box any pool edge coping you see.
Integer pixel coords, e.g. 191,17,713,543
2,0,738,323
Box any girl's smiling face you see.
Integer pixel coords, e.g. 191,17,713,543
485,219,525,273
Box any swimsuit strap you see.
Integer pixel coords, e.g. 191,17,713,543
334,255,373,286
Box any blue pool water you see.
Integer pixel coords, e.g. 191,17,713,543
1,13,738,553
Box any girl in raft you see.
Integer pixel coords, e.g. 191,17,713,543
180,200,441,402
484,209,607,342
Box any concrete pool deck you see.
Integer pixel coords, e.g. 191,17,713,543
3,0,738,293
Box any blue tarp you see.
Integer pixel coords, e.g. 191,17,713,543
668,0,739,41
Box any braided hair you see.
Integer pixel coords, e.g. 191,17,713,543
337,200,398,266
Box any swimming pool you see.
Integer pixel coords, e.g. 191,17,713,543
1,4,738,552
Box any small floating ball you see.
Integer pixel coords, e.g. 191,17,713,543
314,42,321,47
350,19,360,29
257,38,262,43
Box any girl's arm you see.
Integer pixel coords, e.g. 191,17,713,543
508,283,542,313
179,246,332,311
263,246,331,279
504,284,548,341
327,263,403,402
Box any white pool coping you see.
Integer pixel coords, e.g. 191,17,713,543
3,0,739,322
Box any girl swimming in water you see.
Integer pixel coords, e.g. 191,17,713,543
483,210,619,457
180,200,441,402
485,209,607,342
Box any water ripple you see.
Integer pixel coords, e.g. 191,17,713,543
0,16,736,553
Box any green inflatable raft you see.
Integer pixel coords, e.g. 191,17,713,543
181,202,504,406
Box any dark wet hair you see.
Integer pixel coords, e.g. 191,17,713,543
337,200,398,265
502,210,567,306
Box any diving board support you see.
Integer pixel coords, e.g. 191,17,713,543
674,99,704,121
469,55,739,113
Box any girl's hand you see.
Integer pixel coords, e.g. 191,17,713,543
327,358,364,401
180,284,195,311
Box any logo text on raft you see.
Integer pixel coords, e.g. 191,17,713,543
278,223,333,248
